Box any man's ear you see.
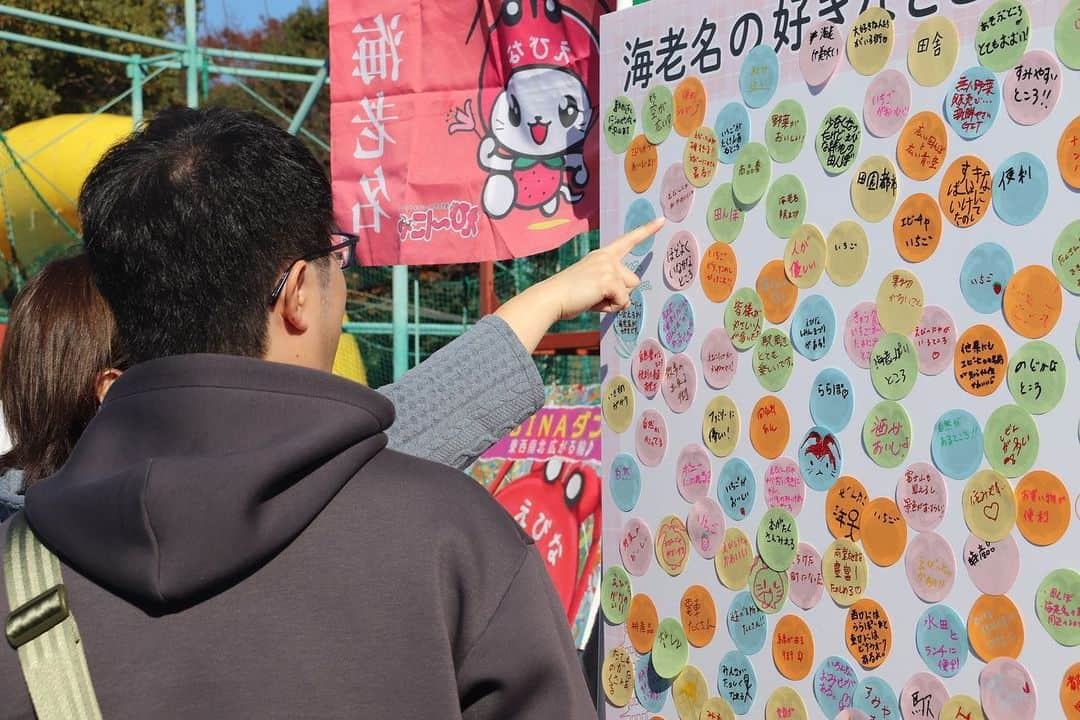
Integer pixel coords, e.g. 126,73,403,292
278,261,311,333
95,368,123,405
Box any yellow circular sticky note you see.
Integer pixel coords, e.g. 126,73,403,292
784,223,828,288
702,696,736,720
773,614,815,680
876,269,924,335
602,646,635,706
824,539,868,606
1004,265,1063,339
848,8,895,76
861,498,907,567
716,527,754,589
963,469,1017,542
602,375,635,433
703,395,740,457
673,665,709,720
766,686,809,720
968,593,1025,660
1016,470,1071,546
627,593,659,654
655,514,691,576
826,220,869,287
942,695,985,720
908,15,959,87
851,155,899,223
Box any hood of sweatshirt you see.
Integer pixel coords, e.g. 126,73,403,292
25,353,394,613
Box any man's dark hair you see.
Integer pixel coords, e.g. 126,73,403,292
80,106,334,363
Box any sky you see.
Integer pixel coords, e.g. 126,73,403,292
202,0,314,32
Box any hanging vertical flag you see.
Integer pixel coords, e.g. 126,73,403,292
329,0,606,265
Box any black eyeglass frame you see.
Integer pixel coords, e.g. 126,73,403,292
268,232,360,306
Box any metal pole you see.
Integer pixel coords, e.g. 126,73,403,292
0,4,185,51
413,278,420,366
392,265,409,379
185,0,198,108
287,60,329,135
129,55,144,129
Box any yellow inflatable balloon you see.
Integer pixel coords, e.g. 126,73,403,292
332,314,368,385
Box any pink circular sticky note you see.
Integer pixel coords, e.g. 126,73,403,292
676,444,712,502
660,163,695,222
901,672,949,720
980,658,1037,720
664,231,700,291
632,339,665,399
844,302,885,369
788,541,825,610
896,462,948,532
620,517,653,576
864,69,911,137
962,533,1020,595
700,328,738,389
905,531,956,603
688,497,726,559
765,457,805,517
1003,50,1062,126
662,353,698,414
913,305,956,376
636,410,668,467
800,20,845,87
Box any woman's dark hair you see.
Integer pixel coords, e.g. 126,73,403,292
0,254,130,487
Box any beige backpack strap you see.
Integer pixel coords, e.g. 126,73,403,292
4,512,103,719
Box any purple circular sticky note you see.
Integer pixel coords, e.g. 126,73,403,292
844,302,885,369
913,305,956,376
676,444,712,502
962,532,1020,595
662,353,698,414
788,541,825,610
636,410,668,467
864,69,911,137
700,328,738,389
620,516,653,576
660,163,695,222
1003,49,1062,126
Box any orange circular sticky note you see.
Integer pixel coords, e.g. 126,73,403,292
939,155,992,228
680,584,718,648
716,527,755,590
627,593,659,654
898,111,948,181
968,593,1025,661
1060,115,1080,191
773,614,815,680
757,259,799,323
626,134,659,193
1004,265,1063,339
602,646,635,706
1016,470,1071,546
702,243,738,303
826,476,868,543
893,193,942,262
876,269,924,335
1063,661,1080,720
844,598,892,669
750,395,791,460
674,77,707,137
954,324,1008,396
861,498,907,567
656,514,691,576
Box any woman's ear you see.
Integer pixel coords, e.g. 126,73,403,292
95,368,123,405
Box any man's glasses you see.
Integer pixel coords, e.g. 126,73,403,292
269,232,359,306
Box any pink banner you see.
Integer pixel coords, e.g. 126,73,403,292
482,405,602,462
329,0,606,265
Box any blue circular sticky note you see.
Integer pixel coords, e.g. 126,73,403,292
992,151,1048,226
959,243,1014,314
718,457,756,520
813,656,859,719
810,368,854,432
915,605,968,678
634,652,671,712
791,294,836,361
614,289,645,350
944,66,1001,140
798,426,842,491
855,676,900,720
740,45,779,109
715,102,751,164
610,453,642,512
625,198,658,256
717,650,757,715
726,591,768,655
659,293,694,353
930,409,983,481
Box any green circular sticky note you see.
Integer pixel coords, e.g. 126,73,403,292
643,86,675,145
816,107,861,175
707,183,745,244
604,95,637,154
725,288,765,351
601,565,632,623
652,617,690,679
870,332,918,400
1056,0,1080,69
862,400,911,469
765,99,807,164
766,174,807,239
732,142,772,206
1036,568,1080,646
976,0,1030,72
753,328,795,391
757,507,799,571
983,404,1039,478
1007,341,1066,414
1052,220,1080,295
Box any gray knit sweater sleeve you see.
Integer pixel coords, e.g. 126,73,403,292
377,315,546,470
